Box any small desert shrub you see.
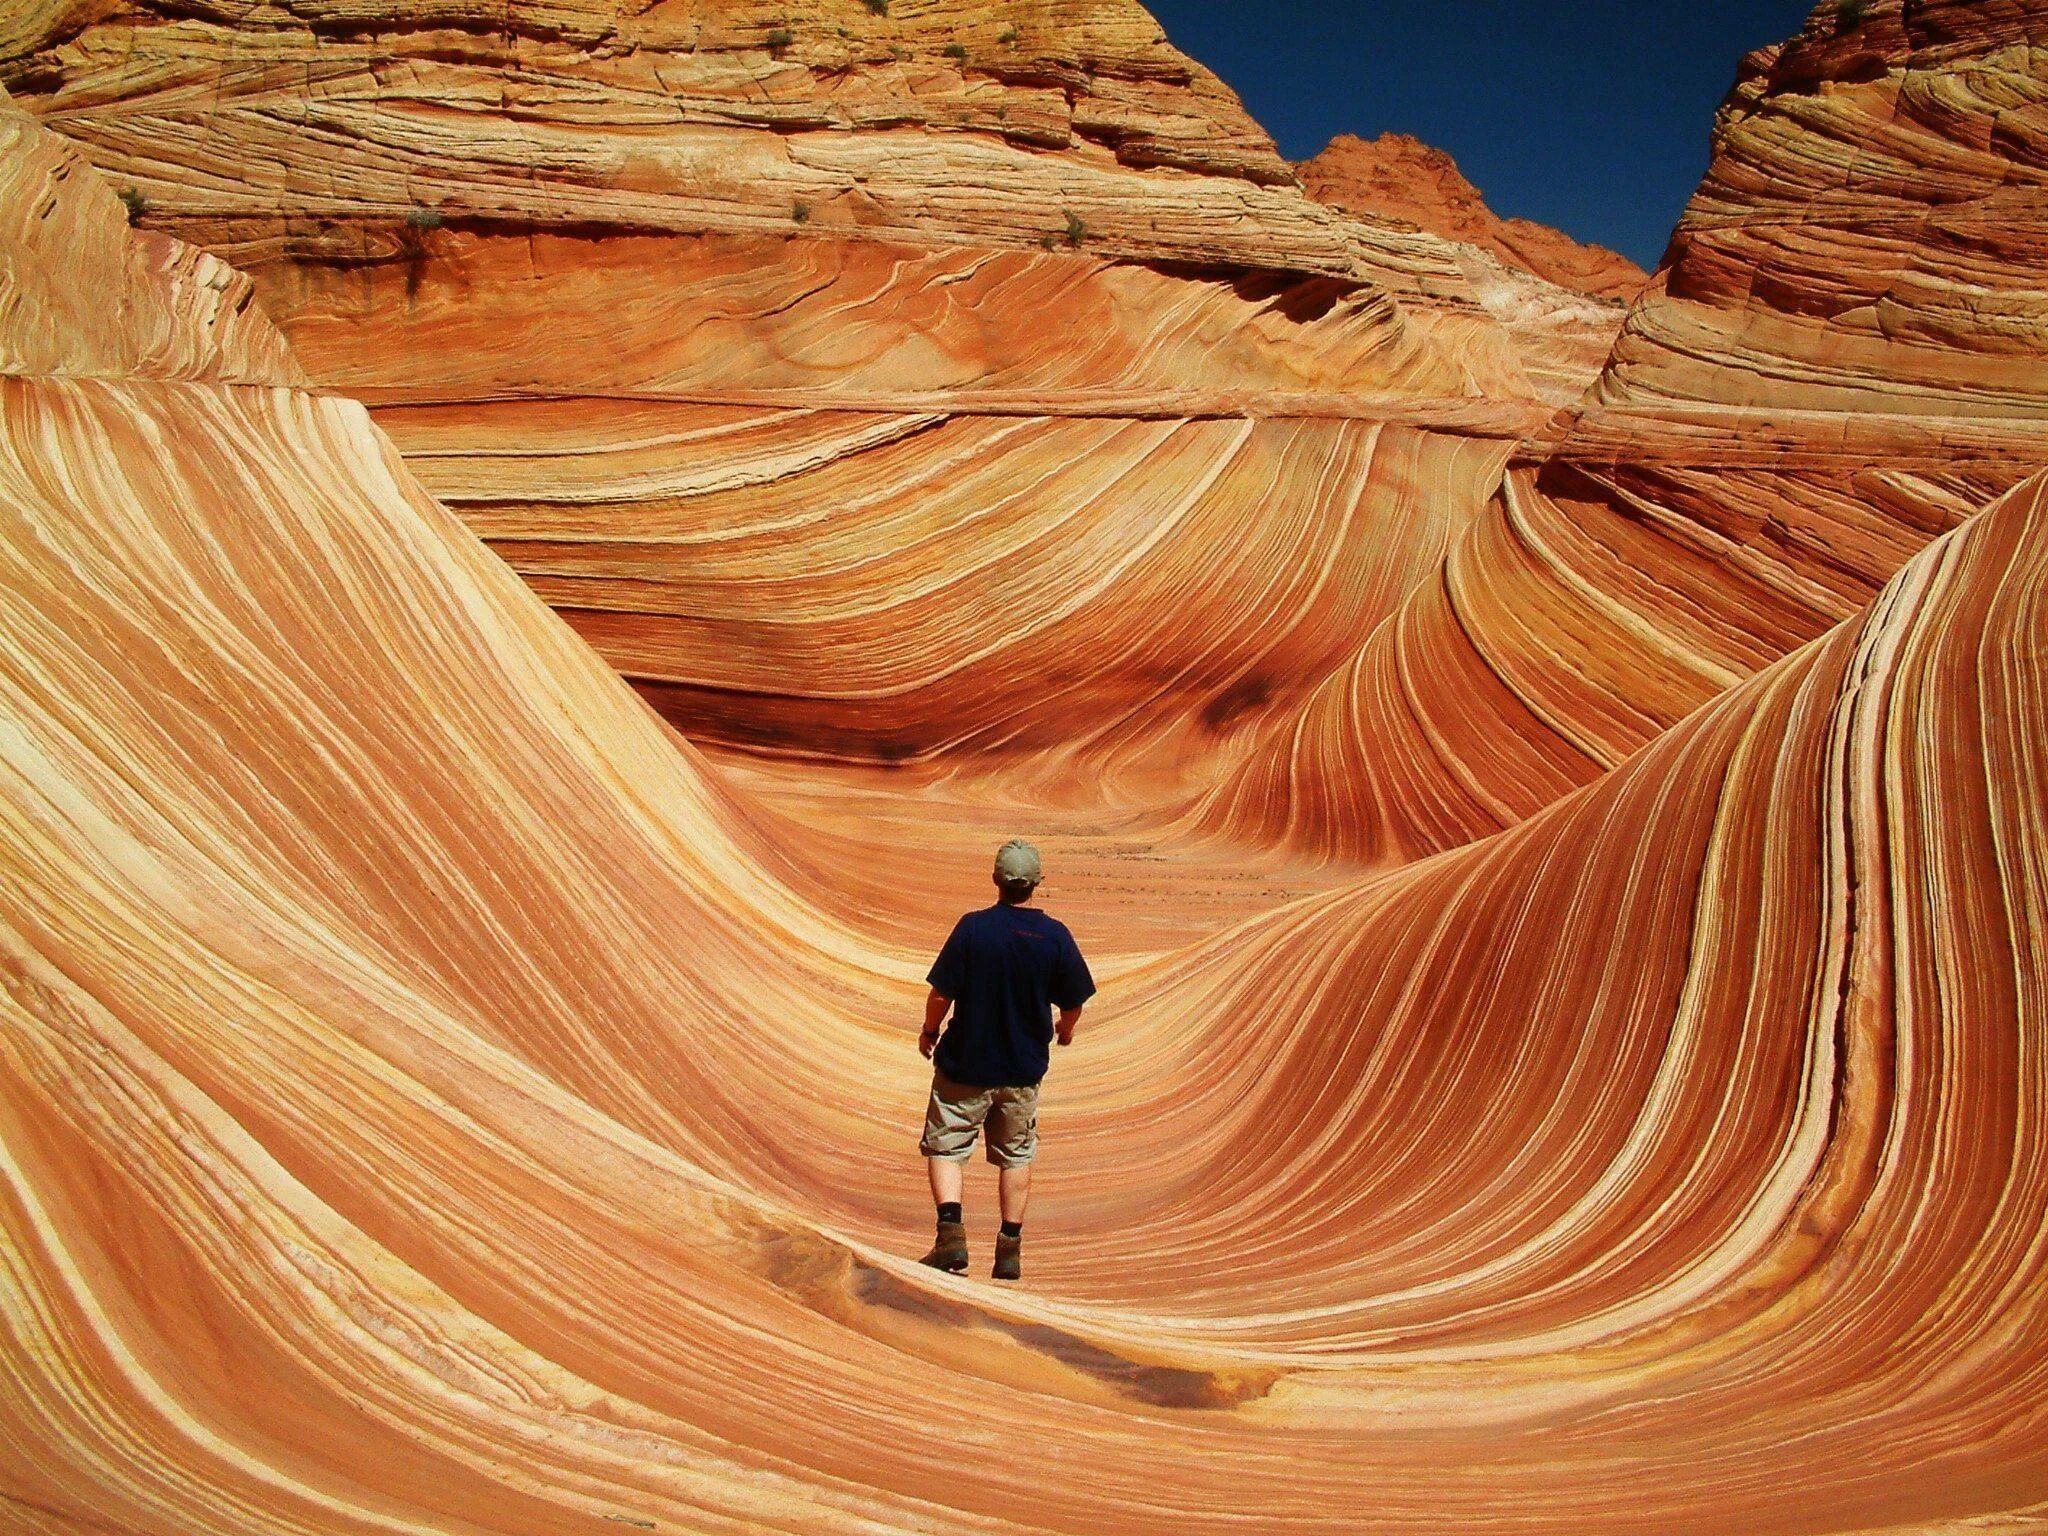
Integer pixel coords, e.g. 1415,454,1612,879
1061,208,1087,248
394,209,442,297
1836,0,1869,30
943,41,968,61
115,185,148,225
767,27,793,49
864,0,888,13
998,26,1018,44
791,201,812,223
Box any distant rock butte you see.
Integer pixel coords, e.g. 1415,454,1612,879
1298,132,1651,302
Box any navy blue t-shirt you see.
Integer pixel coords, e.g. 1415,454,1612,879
928,904,1095,1087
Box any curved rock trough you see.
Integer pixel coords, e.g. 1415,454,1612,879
4,1,2048,1531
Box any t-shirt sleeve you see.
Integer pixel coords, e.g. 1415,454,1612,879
927,919,968,998
1052,928,1096,1010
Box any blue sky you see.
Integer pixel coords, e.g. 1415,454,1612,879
1141,0,1816,270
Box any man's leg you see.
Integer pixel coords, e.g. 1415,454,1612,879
928,1152,964,1210
987,1086,1038,1280
920,1154,970,1272
918,1073,986,1272
997,1161,1031,1225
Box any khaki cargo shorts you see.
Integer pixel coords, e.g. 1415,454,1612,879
919,1070,1040,1168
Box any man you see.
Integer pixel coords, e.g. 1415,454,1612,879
917,839,1095,1280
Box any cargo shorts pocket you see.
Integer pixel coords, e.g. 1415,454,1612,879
983,1083,1039,1168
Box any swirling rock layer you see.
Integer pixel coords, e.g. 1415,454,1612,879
5,1,2048,1532
1200,0,2048,863
0,0,1632,782
1600,0,2048,416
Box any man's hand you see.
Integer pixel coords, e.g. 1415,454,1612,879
1055,1004,1083,1047
920,987,950,1059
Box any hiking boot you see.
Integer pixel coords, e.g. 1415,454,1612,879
920,1220,968,1273
992,1230,1022,1281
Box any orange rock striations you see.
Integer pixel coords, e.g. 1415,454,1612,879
6,4,2048,1531
1601,0,2048,415
5,85,2048,1531
0,102,302,385
1196,0,2048,864
4,0,1431,286
0,0,1641,787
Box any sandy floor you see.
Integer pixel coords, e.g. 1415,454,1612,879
702,744,1366,964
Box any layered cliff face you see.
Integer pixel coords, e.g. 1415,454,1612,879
0,0,1634,790
0,0,1533,321
1600,0,2048,415
7,84,2048,1534
1299,131,1652,301
1198,0,2048,863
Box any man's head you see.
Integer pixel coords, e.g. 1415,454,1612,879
992,839,1042,905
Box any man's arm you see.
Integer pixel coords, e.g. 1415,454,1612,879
1053,926,1094,1048
919,987,950,1059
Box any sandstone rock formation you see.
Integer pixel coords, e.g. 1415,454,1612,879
1299,131,1652,301
1200,0,2048,862
6,0,2048,1532
0,0,1631,784
1599,0,2048,416
0,0,1447,293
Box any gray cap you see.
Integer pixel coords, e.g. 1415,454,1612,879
993,838,1043,887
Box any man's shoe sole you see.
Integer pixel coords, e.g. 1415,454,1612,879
921,1253,969,1274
